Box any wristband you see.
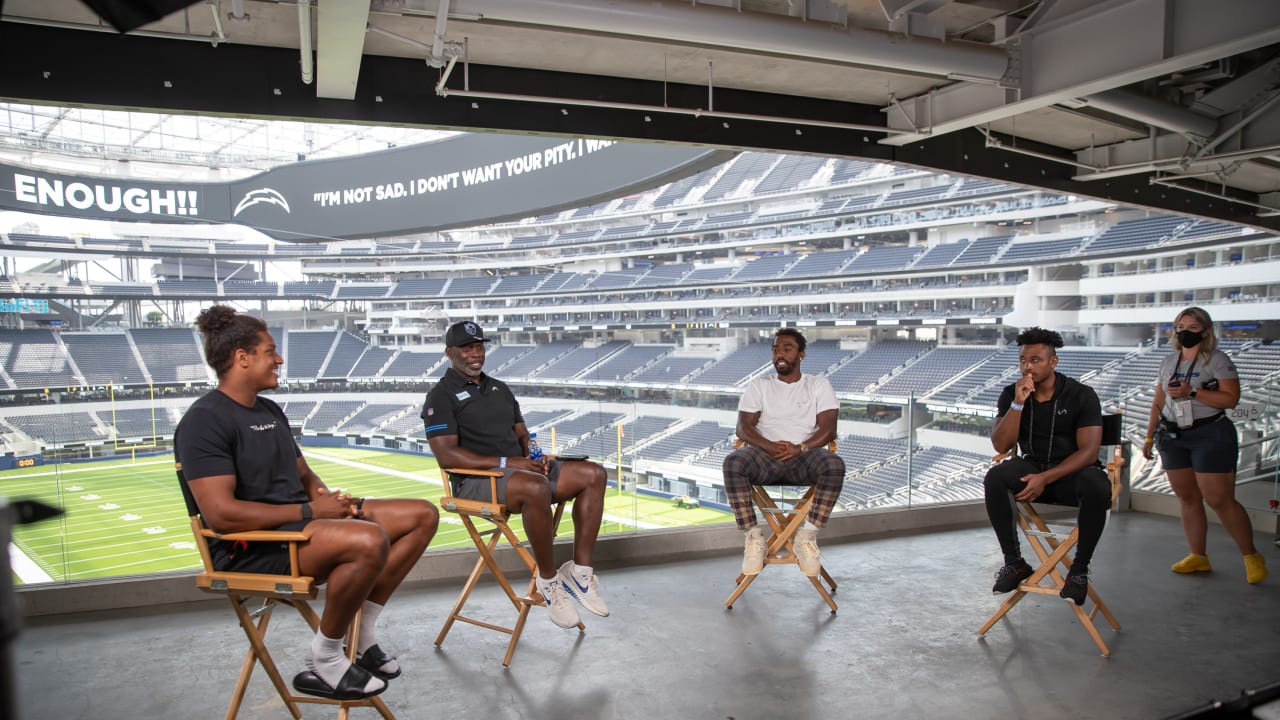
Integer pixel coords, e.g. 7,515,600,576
499,456,507,469
300,502,312,521
354,497,365,518
1009,402,1024,412
1144,437,1154,443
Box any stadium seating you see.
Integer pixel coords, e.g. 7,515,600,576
0,329,79,389
539,340,629,380
379,351,440,379
61,332,146,386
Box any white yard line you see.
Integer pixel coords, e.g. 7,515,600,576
602,512,665,530
304,450,442,487
9,544,54,583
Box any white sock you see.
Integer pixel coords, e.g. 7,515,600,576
801,519,820,532
357,600,382,654
745,525,763,538
308,631,383,693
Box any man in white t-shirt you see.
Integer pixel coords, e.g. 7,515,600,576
723,328,845,577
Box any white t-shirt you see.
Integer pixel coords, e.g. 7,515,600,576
738,374,840,444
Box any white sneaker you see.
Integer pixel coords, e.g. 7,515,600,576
794,527,822,578
535,574,581,629
742,526,767,576
558,560,609,617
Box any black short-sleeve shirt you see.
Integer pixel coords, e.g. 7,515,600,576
174,390,307,518
421,367,525,457
996,372,1102,466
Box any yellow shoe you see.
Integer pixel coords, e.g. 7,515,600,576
1244,553,1268,584
1171,553,1212,574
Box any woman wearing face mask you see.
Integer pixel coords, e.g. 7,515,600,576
1143,307,1267,584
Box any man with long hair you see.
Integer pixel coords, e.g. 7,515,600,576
175,305,438,701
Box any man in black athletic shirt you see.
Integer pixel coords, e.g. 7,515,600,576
985,327,1109,606
175,305,438,701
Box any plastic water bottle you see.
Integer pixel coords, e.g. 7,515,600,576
528,433,543,461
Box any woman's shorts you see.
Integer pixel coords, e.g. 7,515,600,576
1156,416,1238,474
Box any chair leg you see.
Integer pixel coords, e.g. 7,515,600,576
980,503,1122,656
726,486,837,611
435,502,579,667
228,597,302,720
978,582,1031,633
435,551,489,647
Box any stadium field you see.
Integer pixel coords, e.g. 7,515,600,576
4,446,729,585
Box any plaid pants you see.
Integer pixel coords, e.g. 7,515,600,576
722,444,845,530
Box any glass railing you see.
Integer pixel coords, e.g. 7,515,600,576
6,364,1277,587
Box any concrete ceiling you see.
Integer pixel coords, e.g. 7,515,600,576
2,0,1280,228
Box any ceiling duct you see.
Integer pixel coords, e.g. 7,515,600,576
1080,88,1217,139
402,0,1009,82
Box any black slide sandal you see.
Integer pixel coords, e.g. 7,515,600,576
292,664,386,700
356,644,402,680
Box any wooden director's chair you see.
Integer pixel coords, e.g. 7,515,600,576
434,466,583,667
190,516,394,720
725,440,839,613
977,413,1126,656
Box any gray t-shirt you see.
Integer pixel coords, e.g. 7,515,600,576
1157,349,1238,421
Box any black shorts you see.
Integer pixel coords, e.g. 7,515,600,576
1156,415,1238,474
451,460,562,505
211,520,310,575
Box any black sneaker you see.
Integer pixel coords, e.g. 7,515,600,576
992,560,1033,594
1060,568,1089,606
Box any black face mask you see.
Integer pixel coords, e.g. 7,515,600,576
1176,329,1204,348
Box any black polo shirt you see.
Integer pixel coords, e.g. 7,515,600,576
996,372,1102,467
174,390,307,517
421,367,525,457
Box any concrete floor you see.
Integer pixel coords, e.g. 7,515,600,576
12,511,1280,720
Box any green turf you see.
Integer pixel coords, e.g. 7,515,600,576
3,446,729,585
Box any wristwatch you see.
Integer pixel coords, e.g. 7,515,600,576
300,502,313,520
1190,389,1198,399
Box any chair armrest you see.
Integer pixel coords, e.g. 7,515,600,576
442,468,505,506
201,529,311,542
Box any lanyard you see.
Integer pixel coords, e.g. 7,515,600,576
1172,354,1198,386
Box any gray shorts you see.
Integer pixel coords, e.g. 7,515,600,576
450,460,562,504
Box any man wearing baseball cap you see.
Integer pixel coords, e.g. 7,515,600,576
422,321,610,629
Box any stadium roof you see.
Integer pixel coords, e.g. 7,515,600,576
1,0,1278,230
0,102,459,180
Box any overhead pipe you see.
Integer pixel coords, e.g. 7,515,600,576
400,0,1009,82
428,0,450,68
209,1,226,43
436,87,905,135
1079,89,1217,139
297,0,313,85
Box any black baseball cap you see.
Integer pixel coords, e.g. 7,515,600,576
444,321,490,347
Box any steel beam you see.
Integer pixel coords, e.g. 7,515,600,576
882,0,1280,145
316,0,371,99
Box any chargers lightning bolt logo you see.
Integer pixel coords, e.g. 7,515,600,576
233,188,291,217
